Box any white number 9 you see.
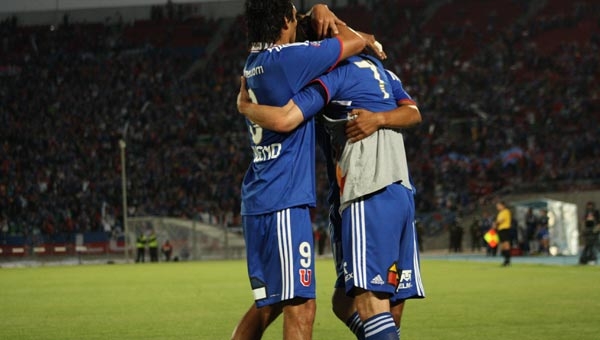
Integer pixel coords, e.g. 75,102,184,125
299,241,312,268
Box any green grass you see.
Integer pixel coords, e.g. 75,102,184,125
0,258,598,339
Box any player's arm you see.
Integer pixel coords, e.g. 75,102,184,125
310,21,376,61
305,4,345,38
302,4,384,60
237,77,327,133
346,69,419,142
345,104,421,142
237,80,303,132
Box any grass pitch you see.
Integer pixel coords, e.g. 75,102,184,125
0,258,598,339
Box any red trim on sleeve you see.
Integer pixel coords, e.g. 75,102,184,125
312,79,331,103
397,99,416,106
327,37,344,73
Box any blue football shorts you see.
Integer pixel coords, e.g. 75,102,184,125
242,206,316,307
332,182,425,302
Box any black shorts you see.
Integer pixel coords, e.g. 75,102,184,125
498,229,511,243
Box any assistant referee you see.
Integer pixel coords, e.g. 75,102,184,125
494,200,512,266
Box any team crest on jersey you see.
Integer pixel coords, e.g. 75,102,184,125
387,263,400,287
299,269,312,287
308,41,322,47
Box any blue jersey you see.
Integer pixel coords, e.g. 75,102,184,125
309,56,414,210
297,57,425,300
241,39,343,215
294,56,425,301
295,54,413,208
295,55,414,118
318,54,398,117
385,69,416,106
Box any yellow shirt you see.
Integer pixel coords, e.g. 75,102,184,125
496,208,512,230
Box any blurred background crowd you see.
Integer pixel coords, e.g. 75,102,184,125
1,0,598,244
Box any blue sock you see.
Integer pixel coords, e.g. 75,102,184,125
363,312,398,340
397,327,401,339
346,312,365,340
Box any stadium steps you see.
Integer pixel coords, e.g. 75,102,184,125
156,217,246,248
182,17,235,79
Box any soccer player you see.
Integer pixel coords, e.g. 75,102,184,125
231,1,381,339
237,51,425,339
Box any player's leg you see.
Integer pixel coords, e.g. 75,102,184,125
390,192,426,337
231,298,318,340
353,289,392,319
231,211,281,339
356,294,397,340
231,303,282,340
342,186,408,340
390,300,404,334
331,192,416,338
280,207,317,339
332,287,365,339
282,297,316,340
330,205,366,339
357,292,404,339
331,286,354,324
233,208,316,339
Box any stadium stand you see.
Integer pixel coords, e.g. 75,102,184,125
0,0,598,258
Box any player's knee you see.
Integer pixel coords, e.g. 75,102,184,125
284,297,316,320
331,288,354,321
354,289,390,319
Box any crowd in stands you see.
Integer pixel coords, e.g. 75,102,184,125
1,0,599,244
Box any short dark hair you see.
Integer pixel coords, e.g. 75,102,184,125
244,0,295,49
295,14,316,42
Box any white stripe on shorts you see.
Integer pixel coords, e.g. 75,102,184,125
351,200,367,288
277,209,294,300
411,220,425,296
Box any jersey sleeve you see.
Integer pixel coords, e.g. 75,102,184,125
283,38,343,90
293,62,348,120
385,69,416,105
293,83,328,120
311,66,346,102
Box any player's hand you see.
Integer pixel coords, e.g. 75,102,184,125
346,109,384,143
309,4,346,39
236,76,252,114
359,32,386,60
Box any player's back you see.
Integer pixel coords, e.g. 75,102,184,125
241,40,342,216
322,54,397,119
317,54,412,210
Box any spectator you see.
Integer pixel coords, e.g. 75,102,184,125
161,239,173,262
579,201,599,264
147,229,159,262
536,209,550,255
469,218,482,252
135,233,147,263
524,207,538,255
